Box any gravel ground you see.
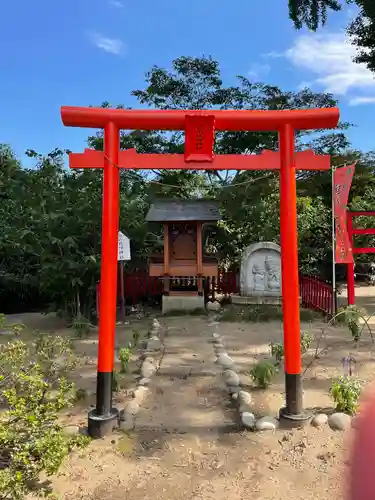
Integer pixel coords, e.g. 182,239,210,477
7,289,375,500
24,311,375,500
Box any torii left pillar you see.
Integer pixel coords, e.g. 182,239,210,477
90,122,120,437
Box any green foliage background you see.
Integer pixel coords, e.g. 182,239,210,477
1,56,375,317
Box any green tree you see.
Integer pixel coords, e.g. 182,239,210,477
288,1,375,72
1,55,374,315
86,56,359,276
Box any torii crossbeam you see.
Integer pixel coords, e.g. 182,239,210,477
61,105,339,438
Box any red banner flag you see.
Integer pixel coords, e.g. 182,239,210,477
333,164,356,264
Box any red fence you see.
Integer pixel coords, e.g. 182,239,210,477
96,269,334,316
299,273,334,316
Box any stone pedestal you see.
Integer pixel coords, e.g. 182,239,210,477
162,295,205,314
231,294,282,306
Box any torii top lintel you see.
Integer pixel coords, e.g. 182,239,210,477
61,106,339,132
61,106,339,171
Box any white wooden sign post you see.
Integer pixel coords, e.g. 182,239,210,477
118,232,131,322
118,231,131,262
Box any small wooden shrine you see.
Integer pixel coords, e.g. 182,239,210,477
146,200,220,300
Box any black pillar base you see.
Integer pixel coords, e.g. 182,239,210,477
89,371,119,438
285,372,303,414
88,407,120,439
279,372,311,429
279,406,312,429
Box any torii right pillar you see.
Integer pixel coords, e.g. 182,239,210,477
279,123,303,421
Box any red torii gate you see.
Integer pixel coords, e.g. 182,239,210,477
347,210,375,305
61,106,339,438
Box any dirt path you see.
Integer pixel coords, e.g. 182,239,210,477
135,316,236,434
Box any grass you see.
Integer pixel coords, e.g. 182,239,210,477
220,304,321,322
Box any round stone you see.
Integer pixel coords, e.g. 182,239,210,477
132,386,148,403
239,402,253,414
139,377,151,386
328,412,352,431
147,336,162,351
143,356,155,364
238,390,252,406
311,413,328,427
255,416,279,432
224,370,240,387
207,301,222,312
241,412,256,429
149,327,159,337
216,354,234,369
63,425,79,436
124,400,140,417
141,361,156,378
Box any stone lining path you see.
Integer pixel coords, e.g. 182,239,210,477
134,316,236,434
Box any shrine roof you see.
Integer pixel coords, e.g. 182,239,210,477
146,199,220,222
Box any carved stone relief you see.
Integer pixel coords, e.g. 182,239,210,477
240,242,282,296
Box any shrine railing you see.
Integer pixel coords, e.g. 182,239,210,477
299,273,335,316
95,269,239,316
95,269,334,317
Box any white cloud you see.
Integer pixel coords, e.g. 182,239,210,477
248,63,270,81
349,96,375,106
89,33,124,55
109,0,124,7
277,32,375,104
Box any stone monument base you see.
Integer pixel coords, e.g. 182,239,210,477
231,294,302,306
162,294,205,315
231,294,282,306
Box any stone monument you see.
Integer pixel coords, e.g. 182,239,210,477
232,242,282,305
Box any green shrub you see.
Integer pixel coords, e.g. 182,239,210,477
71,316,92,338
112,370,120,392
74,387,88,401
119,347,132,373
335,306,363,342
249,360,278,388
330,376,362,415
132,330,141,347
0,314,25,336
269,341,284,365
0,325,90,499
269,331,313,364
300,331,314,353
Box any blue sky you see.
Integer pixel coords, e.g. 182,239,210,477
1,0,374,167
